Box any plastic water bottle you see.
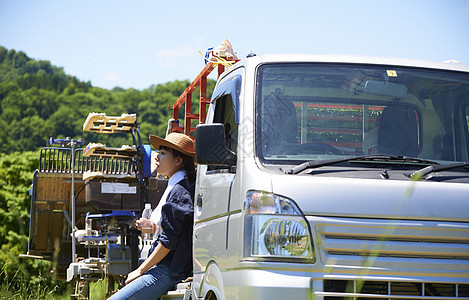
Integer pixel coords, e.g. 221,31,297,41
141,203,153,240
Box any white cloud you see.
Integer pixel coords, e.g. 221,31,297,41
104,72,120,82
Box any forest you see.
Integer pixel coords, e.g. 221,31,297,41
0,46,215,298
0,46,215,153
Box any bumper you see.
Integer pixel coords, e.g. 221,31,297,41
220,263,469,300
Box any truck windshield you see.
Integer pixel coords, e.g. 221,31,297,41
255,63,469,166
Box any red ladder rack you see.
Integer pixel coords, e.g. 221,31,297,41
169,61,231,137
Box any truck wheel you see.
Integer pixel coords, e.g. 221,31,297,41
205,291,217,300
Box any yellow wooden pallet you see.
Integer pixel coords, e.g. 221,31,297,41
82,170,136,181
82,143,137,159
83,113,137,133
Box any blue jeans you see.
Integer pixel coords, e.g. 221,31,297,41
108,265,173,300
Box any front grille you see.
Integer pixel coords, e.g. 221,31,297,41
319,279,469,299
312,216,469,271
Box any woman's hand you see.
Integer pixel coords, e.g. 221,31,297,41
136,218,152,231
125,268,143,285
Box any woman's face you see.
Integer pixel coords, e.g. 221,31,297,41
156,148,182,178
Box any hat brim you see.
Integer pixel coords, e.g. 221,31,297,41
149,134,195,159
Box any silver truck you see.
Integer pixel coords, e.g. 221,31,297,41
189,54,469,299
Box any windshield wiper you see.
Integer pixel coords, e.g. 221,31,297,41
285,155,437,175
410,162,469,180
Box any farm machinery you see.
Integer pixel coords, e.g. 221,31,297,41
22,113,166,298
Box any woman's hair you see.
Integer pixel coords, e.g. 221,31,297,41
160,146,196,184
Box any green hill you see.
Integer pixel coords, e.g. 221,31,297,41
0,46,215,153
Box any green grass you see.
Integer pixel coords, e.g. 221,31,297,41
0,278,116,300
0,281,69,300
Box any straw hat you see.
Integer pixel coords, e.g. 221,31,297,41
149,133,195,159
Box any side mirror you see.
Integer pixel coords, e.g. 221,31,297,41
195,123,236,166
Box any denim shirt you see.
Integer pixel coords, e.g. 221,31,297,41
148,178,194,283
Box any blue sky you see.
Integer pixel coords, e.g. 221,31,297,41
1,0,468,90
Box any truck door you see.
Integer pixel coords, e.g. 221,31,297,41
193,72,242,298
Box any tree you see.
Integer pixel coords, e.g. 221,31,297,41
0,45,216,153
0,151,63,293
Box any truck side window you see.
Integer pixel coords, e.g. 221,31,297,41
208,94,238,172
213,94,238,154
463,104,469,160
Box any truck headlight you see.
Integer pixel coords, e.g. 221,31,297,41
244,191,314,261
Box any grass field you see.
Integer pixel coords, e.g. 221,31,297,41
0,278,113,300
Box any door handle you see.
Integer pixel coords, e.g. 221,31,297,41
196,194,203,207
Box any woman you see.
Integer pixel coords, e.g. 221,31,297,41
109,132,195,300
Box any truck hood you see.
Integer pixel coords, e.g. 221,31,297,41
271,174,469,222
